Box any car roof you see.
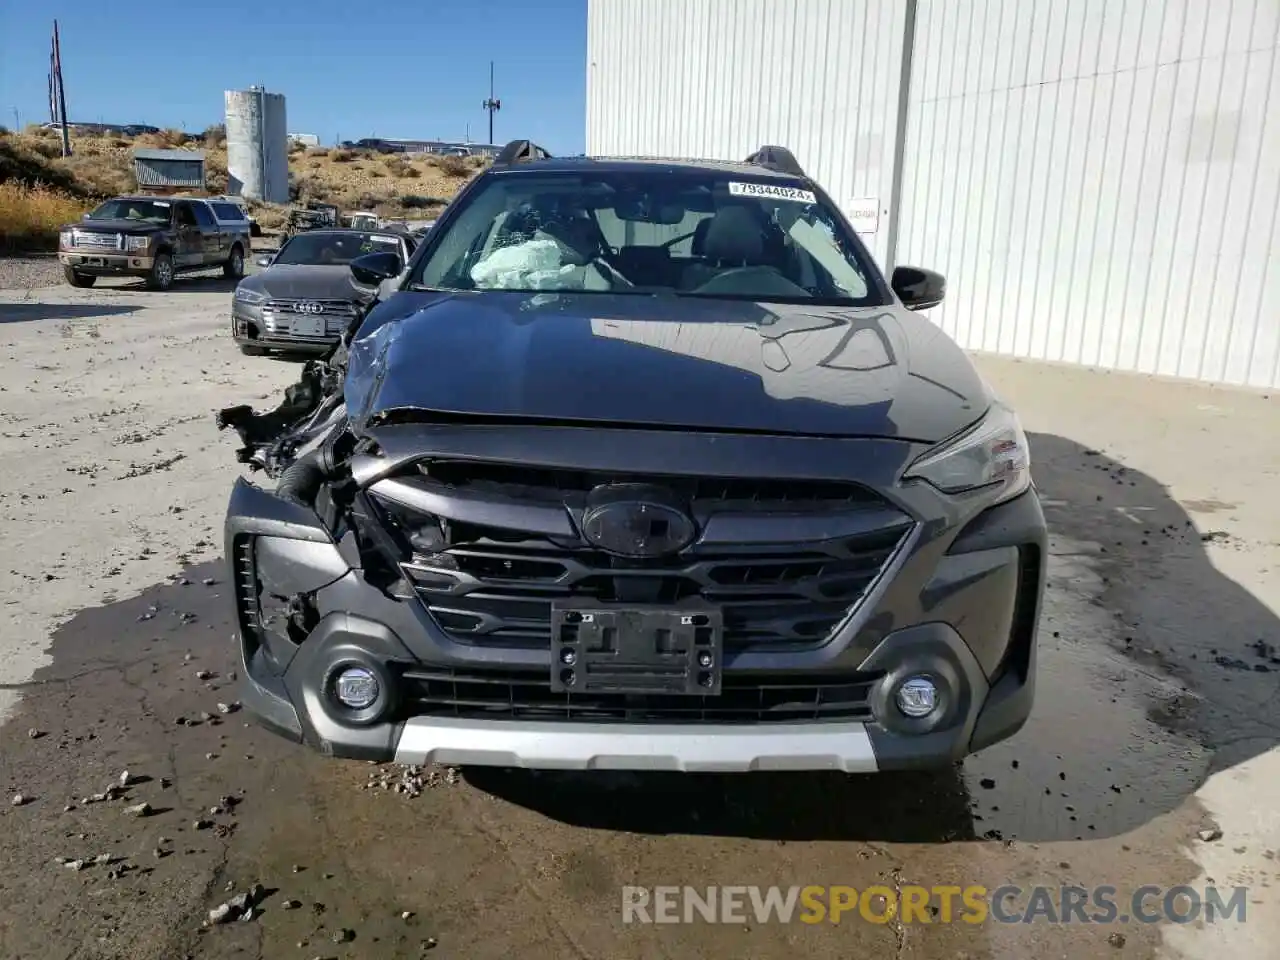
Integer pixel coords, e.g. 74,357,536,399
284,228,402,239
487,155,805,180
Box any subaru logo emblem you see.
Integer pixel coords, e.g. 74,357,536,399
295,301,324,314
580,484,697,558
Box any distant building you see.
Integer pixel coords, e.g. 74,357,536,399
288,133,320,147
339,137,501,159
132,148,206,194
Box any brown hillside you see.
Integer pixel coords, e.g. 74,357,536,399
0,124,484,250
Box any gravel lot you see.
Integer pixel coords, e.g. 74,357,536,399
0,276,1277,959
0,255,66,290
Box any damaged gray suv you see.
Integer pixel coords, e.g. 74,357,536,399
219,140,1047,773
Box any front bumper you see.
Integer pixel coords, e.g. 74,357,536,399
226,429,1046,772
232,302,339,353
59,252,154,276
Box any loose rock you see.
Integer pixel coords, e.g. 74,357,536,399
1107,932,1127,948
11,793,28,807
124,802,152,818
1198,827,1223,842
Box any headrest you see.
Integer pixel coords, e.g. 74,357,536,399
700,206,767,263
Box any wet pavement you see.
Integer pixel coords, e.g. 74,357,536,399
1,286,1278,959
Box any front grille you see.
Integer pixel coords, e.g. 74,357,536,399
415,460,886,512
73,231,121,250
262,299,355,339
375,465,913,652
401,665,879,723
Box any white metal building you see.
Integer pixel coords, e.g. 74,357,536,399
586,0,1280,389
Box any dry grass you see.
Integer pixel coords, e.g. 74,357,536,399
0,127,485,249
0,181,90,252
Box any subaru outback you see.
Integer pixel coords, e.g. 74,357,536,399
220,140,1046,773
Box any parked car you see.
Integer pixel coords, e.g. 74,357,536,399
58,196,250,290
231,229,412,355
346,212,380,231
219,139,1046,774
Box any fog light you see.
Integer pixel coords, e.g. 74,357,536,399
895,676,938,718
333,666,380,710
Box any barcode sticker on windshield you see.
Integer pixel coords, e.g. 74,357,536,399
728,182,816,204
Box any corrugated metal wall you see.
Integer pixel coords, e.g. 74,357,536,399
585,0,1280,388
586,0,908,263
897,0,1280,388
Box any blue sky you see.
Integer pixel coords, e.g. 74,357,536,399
0,0,588,153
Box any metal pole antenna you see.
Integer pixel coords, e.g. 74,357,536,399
482,61,501,145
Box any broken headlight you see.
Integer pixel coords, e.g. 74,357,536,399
903,401,1031,504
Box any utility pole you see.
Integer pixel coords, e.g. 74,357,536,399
53,20,71,156
482,61,501,145
11,108,18,131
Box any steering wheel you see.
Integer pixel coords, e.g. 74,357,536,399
590,257,636,287
660,230,698,250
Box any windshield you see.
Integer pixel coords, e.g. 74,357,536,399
87,199,172,224
273,232,401,266
409,169,885,305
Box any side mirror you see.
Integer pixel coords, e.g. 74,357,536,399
255,255,274,267
82,213,91,220
891,265,945,311
350,251,403,286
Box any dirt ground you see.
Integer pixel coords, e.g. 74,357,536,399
0,275,1277,959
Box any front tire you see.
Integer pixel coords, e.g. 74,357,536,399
223,244,245,279
63,267,96,288
146,252,174,291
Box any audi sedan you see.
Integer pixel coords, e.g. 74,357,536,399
230,229,413,356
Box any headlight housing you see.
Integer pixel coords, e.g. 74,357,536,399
59,230,73,248
903,401,1031,504
125,235,151,251
234,285,266,304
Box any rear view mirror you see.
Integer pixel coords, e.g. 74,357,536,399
614,194,685,225
891,265,945,311
350,251,403,286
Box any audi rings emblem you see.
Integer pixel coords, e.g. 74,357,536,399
295,301,324,314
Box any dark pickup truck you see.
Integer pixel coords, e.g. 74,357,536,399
58,196,253,291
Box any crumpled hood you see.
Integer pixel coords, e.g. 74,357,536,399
345,292,991,442
238,265,363,301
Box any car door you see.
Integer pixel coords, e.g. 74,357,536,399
172,202,203,267
188,201,221,264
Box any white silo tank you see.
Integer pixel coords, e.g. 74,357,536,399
224,87,289,203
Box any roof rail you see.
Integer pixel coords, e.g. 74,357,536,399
744,145,806,178
494,139,553,165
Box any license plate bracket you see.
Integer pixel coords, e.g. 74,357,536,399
291,314,326,337
549,600,723,696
